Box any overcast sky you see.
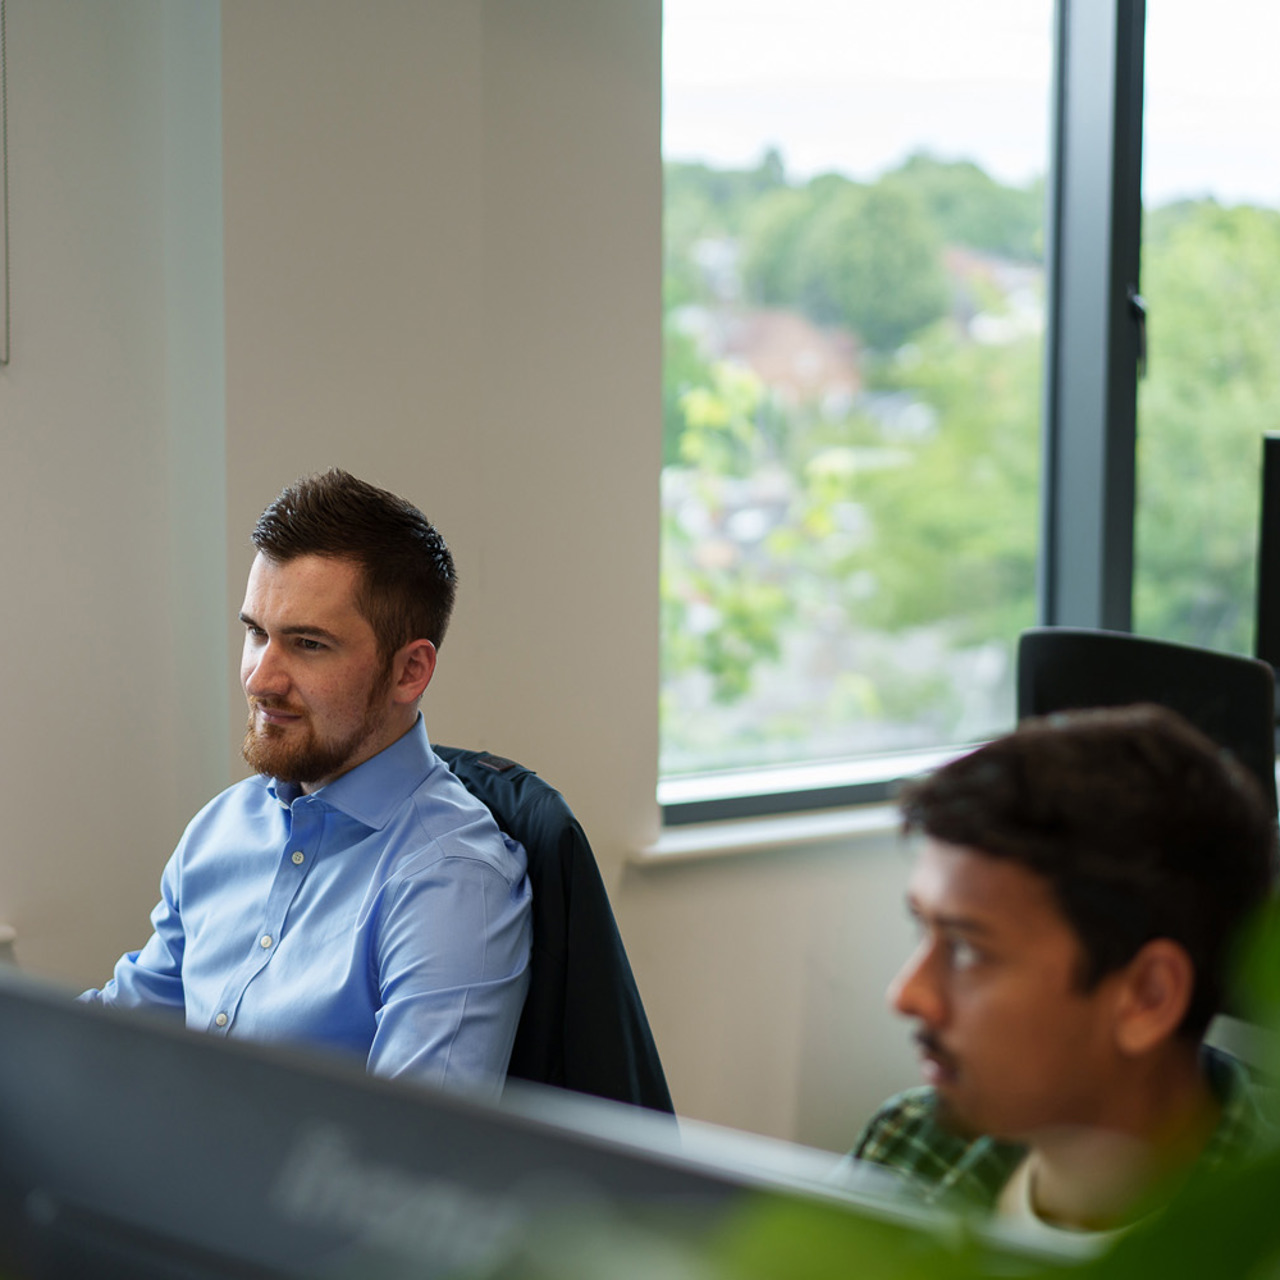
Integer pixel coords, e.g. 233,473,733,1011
662,0,1280,209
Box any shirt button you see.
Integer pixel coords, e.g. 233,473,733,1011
291,851,305,865
214,1012,228,1027
260,935,273,949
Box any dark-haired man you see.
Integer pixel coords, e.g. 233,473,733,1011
83,471,532,1097
853,705,1276,1239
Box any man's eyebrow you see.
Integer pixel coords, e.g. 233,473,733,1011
905,896,997,937
238,613,342,644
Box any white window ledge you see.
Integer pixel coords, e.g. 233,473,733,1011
640,744,965,865
633,800,901,866
658,745,961,811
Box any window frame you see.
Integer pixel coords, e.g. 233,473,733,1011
1040,0,1145,631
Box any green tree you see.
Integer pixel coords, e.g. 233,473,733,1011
1134,200,1280,652
883,151,1044,262
817,331,1042,645
808,182,950,350
738,185,814,308
662,363,791,706
663,320,715,468
740,176,950,351
661,153,1046,767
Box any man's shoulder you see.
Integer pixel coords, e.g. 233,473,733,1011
309,721,519,868
382,755,528,884
853,1088,1025,1210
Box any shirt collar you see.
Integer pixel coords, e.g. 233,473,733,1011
1199,1042,1268,1170
266,714,438,831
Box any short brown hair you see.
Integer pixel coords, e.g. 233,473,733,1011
899,704,1277,1038
251,469,457,659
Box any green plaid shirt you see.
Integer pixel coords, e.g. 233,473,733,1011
852,1046,1265,1213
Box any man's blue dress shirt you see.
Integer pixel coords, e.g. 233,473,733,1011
82,717,532,1097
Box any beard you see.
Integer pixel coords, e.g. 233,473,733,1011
242,664,394,787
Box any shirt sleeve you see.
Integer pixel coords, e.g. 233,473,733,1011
364,847,532,1096
78,854,187,1017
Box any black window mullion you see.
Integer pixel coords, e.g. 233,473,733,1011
1039,0,1146,631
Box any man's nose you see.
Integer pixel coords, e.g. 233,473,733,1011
887,941,945,1027
243,640,288,698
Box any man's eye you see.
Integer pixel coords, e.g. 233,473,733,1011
947,938,982,971
297,637,326,652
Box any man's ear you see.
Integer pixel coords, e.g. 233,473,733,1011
392,640,437,705
1113,939,1195,1056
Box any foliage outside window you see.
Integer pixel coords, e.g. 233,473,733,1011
1132,0,1280,658
661,3,1051,780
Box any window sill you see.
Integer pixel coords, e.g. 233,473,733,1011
632,800,901,867
658,745,968,827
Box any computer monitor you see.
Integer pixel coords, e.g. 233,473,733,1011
0,969,1055,1280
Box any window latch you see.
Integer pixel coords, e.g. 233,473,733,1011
1128,286,1148,380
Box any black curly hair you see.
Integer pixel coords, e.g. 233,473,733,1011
899,704,1278,1038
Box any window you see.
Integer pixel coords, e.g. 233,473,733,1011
1132,1,1280,656
661,1,1054,814
661,1,1238,825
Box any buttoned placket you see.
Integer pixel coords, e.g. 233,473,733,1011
207,792,323,1034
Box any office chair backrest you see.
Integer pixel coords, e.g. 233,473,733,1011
436,745,675,1115
1016,626,1278,817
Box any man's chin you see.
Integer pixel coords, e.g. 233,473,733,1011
242,724,368,788
931,1088,984,1139
243,728,311,783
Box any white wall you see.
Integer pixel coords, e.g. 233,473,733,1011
620,830,920,1149
0,0,918,1154
221,1,662,855
0,0,227,984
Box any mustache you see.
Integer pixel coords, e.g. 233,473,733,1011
913,1028,957,1070
248,697,307,716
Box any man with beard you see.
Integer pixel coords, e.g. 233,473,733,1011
81,470,532,1097
852,705,1276,1240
